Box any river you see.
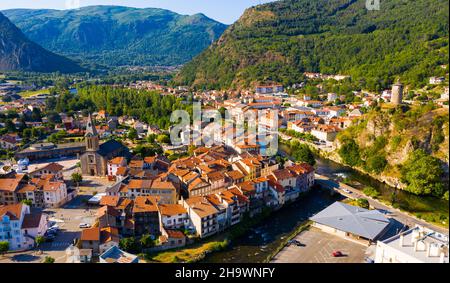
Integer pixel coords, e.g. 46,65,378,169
203,188,342,263
202,145,448,263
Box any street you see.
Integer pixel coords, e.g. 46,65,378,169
315,174,449,235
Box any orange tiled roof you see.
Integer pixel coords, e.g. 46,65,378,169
165,229,186,239
100,196,120,207
109,157,126,165
133,196,159,213
185,196,218,218
272,169,295,180
158,203,187,216
0,203,23,220
0,174,25,192
225,170,245,180
100,227,120,244
81,227,100,241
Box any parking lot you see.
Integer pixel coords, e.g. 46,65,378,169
0,197,99,263
26,157,80,179
271,227,368,263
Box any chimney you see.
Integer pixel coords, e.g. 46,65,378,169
426,242,431,257
439,251,446,263
399,235,404,247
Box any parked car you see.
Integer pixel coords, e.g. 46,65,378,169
332,251,343,257
287,240,304,247
45,234,56,242
49,224,59,231
79,223,91,228
46,229,58,236
342,189,352,194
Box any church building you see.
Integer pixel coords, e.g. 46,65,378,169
80,114,129,176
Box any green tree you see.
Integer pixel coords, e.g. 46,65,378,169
362,187,380,199
119,237,141,254
338,139,361,167
290,142,316,166
127,128,138,140
0,241,9,256
156,134,170,144
21,199,33,206
356,198,370,209
35,236,45,250
140,234,156,249
401,149,445,197
365,155,388,174
43,256,55,263
71,173,83,187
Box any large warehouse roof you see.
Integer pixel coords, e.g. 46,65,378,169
310,202,391,240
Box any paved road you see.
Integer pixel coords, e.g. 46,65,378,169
315,174,449,235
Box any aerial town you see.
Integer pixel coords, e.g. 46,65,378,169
1,71,448,264
0,0,449,270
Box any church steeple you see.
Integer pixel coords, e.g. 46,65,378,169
85,113,99,151
85,113,98,137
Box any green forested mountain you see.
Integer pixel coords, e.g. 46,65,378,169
174,0,449,90
0,12,84,73
3,6,227,67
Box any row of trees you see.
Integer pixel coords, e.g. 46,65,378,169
46,85,192,130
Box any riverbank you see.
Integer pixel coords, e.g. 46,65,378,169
263,221,311,263
279,142,449,229
315,173,448,234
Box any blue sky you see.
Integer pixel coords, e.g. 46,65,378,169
0,0,276,24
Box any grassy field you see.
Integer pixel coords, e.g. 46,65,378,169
19,88,50,98
144,240,228,263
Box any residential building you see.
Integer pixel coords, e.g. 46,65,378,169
311,125,339,142
181,196,219,238
0,134,19,150
158,203,189,230
159,228,187,250
0,174,25,205
29,162,64,179
108,157,127,178
0,203,47,250
132,196,161,237
80,226,120,256
17,175,68,208
375,226,448,263
100,246,139,263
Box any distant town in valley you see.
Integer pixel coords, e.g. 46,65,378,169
0,0,449,265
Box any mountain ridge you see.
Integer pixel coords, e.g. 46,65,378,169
0,11,84,73
2,6,228,67
174,0,449,90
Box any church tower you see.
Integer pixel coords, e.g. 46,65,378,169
85,114,99,152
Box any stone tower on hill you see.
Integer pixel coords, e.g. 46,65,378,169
391,81,403,105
